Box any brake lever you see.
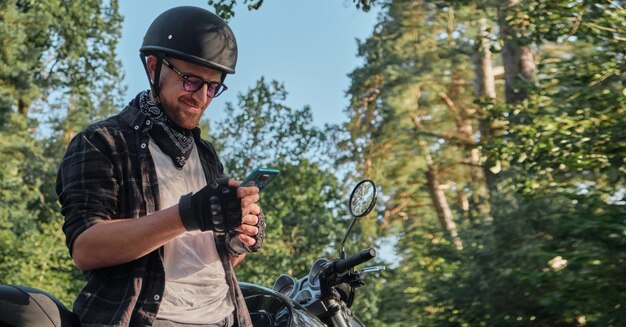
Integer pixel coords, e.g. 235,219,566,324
360,265,386,274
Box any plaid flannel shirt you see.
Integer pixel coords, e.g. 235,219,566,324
56,98,252,327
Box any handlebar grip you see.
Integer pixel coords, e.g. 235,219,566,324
335,248,376,275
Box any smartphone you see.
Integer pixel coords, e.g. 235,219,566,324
240,168,280,191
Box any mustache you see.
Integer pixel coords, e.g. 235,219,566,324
180,96,201,108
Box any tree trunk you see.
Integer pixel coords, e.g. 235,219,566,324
498,0,536,104
425,164,463,250
473,18,497,101
456,189,470,219
63,98,77,145
472,17,499,216
411,113,463,249
18,99,28,116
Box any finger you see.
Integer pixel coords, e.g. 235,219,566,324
245,213,259,225
241,213,259,226
249,203,261,215
241,194,260,209
239,234,257,247
235,223,259,236
228,179,241,187
237,185,259,198
242,202,261,217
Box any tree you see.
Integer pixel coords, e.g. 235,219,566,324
480,1,626,324
207,0,378,19
0,0,124,306
346,0,625,325
342,1,493,324
442,1,625,325
213,77,328,174
0,0,123,121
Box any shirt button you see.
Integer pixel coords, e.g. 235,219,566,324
146,120,151,125
141,143,147,149
154,294,160,301
134,125,139,130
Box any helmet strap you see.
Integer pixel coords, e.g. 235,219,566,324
140,52,165,102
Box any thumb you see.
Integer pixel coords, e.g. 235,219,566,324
228,178,241,187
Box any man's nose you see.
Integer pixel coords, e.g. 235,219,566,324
192,84,209,103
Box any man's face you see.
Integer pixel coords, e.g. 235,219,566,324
147,56,224,129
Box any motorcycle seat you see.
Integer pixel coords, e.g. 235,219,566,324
0,285,80,327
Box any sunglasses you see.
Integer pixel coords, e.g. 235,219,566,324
162,58,228,98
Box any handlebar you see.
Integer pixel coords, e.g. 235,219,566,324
334,248,376,275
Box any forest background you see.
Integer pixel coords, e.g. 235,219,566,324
0,0,624,326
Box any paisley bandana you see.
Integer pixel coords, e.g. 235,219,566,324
138,91,194,169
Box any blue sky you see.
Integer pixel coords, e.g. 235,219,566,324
117,1,380,127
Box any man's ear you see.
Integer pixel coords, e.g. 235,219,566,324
146,55,157,81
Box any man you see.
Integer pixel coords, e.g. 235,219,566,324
56,7,262,326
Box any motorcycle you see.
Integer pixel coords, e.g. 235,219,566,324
242,179,384,326
0,180,382,326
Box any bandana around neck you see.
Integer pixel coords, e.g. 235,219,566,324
137,91,194,169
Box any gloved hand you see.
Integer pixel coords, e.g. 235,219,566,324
178,178,242,232
226,209,266,256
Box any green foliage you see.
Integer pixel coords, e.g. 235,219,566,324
0,0,124,119
9,217,83,306
470,5,626,323
207,0,264,20
343,0,491,323
213,77,328,175
345,0,626,325
210,77,347,286
0,113,80,306
0,0,123,308
207,0,378,19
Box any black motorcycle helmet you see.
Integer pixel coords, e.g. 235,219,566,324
139,6,238,99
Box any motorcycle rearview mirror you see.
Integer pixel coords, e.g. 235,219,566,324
349,180,377,218
340,180,377,259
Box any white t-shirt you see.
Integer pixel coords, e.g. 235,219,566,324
150,139,234,324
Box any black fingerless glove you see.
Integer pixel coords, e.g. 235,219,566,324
226,210,266,256
179,178,242,233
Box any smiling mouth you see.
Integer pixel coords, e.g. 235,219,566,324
181,99,201,110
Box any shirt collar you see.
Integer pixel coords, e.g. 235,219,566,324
119,98,150,132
